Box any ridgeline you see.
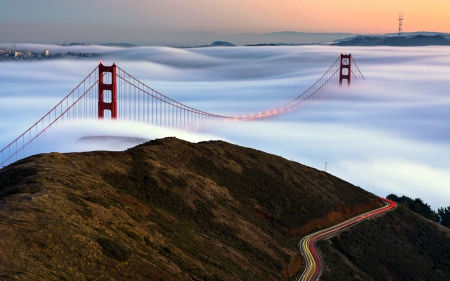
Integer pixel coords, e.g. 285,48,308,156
335,35,450,46
0,137,449,280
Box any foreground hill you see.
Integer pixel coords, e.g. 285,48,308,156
0,137,448,280
320,205,450,280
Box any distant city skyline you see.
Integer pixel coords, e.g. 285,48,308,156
0,0,449,45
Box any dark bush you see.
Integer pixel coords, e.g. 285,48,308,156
98,237,131,262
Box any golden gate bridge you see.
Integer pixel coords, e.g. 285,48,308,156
0,54,364,167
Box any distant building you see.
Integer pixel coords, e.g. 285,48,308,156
45,49,50,56
14,51,20,57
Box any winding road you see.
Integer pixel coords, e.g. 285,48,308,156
297,197,397,281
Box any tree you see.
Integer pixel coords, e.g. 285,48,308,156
387,194,399,202
410,198,438,222
437,206,450,228
386,194,440,223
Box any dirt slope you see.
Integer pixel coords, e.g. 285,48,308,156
0,137,431,280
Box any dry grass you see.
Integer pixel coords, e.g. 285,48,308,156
1,137,440,280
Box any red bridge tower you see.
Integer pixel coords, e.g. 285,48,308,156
98,63,117,119
339,54,352,86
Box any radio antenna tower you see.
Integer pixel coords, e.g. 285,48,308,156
398,13,403,36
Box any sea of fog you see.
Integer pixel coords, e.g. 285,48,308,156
0,44,449,209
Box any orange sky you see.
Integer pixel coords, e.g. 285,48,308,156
0,0,449,39
172,0,450,34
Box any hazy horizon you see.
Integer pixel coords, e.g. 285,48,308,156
1,0,449,45
1,30,449,48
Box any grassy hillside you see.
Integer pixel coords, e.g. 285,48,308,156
320,205,450,280
0,137,447,280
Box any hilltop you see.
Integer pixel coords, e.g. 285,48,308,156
335,35,450,46
0,137,449,280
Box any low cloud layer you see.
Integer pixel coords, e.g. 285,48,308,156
0,45,449,209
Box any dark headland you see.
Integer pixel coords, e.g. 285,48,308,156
335,34,450,46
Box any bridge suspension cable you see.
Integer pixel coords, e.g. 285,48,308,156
0,66,101,167
0,54,364,167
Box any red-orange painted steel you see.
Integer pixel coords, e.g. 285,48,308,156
98,63,117,119
339,53,352,86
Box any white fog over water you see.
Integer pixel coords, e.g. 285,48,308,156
0,44,449,209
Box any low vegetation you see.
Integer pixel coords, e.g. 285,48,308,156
0,137,448,280
320,206,450,280
387,194,450,227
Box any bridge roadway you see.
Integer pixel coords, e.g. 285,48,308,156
297,197,397,281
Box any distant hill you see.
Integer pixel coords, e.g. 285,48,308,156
146,31,357,46
380,31,450,38
335,35,450,46
210,41,235,47
0,137,449,280
230,31,355,45
155,31,450,47
45,31,450,47
186,41,236,48
100,43,138,48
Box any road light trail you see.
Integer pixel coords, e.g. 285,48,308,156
297,197,397,281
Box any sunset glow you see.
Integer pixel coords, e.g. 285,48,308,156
0,0,448,44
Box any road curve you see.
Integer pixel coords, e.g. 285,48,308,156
297,197,397,281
